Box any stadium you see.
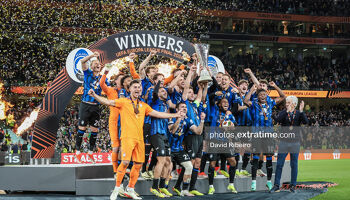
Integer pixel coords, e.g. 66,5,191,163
0,0,349,200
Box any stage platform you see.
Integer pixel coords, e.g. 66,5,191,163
0,161,291,195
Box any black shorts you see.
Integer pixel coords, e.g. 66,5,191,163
208,152,236,162
220,152,237,159
184,134,203,159
172,151,191,164
208,153,218,161
252,138,275,154
150,134,171,157
78,102,100,128
143,123,151,144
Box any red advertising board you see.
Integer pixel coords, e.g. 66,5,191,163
61,152,111,164
61,152,350,164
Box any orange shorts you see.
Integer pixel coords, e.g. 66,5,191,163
109,119,120,148
120,139,145,163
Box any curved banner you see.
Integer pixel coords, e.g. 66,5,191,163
88,30,195,64
31,31,195,158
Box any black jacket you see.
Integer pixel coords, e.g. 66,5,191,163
273,109,309,142
273,110,309,126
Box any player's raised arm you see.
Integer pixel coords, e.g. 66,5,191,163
169,118,182,134
164,64,185,85
195,82,203,103
299,100,309,125
244,68,260,86
269,81,286,105
128,53,141,79
243,85,256,107
88,89,116,107
151,80,161,103
237,104,249,111
182,65,196,101
189,112,206,135
201,82,209,103
100,64,113,94
167,99,176,109
168,111,186,134
81,52,99,71
139,50,156,79
168,70,186,94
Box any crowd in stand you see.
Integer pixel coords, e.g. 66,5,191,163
308,104,350,126
302,104,350,149
0,0,205,36
229,20,349,38
51,0,350,17
55,104,111,153
0,32,99,86
223,53,350,90
145,0,350,17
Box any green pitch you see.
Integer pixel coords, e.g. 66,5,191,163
298,159,350,199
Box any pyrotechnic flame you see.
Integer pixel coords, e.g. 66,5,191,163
0,101,5,120
16,108,40,136
0,82,13,120
101,57,178,80
157,60,177,78
101,57,131,79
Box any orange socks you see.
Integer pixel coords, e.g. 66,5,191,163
128,164,142,188
112,151,118,173
116,162,128,187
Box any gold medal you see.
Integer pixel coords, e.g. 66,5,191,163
264,116,268,121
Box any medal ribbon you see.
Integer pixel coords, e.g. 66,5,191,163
130,97,140,114
93,75,102,89
258,103,268,121
287,110,296,125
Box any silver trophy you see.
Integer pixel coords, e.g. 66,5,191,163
194,43,213,83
